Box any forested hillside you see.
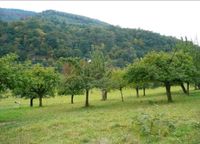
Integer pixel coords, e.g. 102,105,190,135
0,8,178,67
0,8,36,22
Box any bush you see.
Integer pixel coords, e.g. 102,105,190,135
132,112,176,137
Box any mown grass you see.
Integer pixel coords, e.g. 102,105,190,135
0,86,200,144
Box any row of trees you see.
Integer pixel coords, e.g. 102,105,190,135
59,40,200,105
0,40,199,107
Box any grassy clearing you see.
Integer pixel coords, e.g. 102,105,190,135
0,86,200,144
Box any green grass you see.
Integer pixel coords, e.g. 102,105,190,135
0,86,200,144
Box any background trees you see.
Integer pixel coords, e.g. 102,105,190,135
0,8,178,68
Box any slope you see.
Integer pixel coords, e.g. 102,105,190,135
0,8,178,67
0,8,36,22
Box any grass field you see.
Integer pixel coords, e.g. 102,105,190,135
0,87,200,144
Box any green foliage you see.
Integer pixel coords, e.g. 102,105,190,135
0,8,36,22
57,57,82,75
13,62,34,99
27,64,58,97
59,75,84,96
193,46,200,82
141,51,196,84
173,40,200,86
126,50,196,101
131,105,200,143
0,53,18,93
90,46,112,91
0,8,178,67
125,59,150,89
13,63,59,106
38,10,109,26
111,69,127,90
90,44,107,80
59,57,95,106
80,60,95,91
133,112,176,137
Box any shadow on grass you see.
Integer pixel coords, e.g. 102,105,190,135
65,90,200,112
67,98,172,113
5,90,200,117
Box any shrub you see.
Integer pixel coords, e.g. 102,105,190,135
132,112,176,137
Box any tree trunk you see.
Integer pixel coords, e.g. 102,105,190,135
101,89,107,101
39,95,42,107
85,89,89,107
71,94,74,104
104,91,107,100
30,97,34,107
165,81,173,102
180,83,187,94
194,83,198,90
143,87,146,96
120,88,124,102
136,86,139,98
186,82,189,95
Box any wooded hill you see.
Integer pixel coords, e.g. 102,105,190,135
0,8,36,22
0,8,178,67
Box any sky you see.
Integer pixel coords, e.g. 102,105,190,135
1,1,200,44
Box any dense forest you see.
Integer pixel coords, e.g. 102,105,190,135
0,8,178,67
0,8,36,22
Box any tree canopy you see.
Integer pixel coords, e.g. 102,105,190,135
13,64,59,106
0,53,18,93
126,51,196,102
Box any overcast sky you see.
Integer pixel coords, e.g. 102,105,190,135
1,1,200,43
